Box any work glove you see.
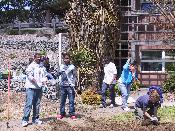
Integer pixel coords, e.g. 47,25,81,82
150,116,158,122
126,58,131,64
42,86,48,93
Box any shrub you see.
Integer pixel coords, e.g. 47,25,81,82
70,47,97,89
114,83,121,96
162,74,175,93
81,89,101,105
9,53,17,59
2,69,12,79
131,80,140,91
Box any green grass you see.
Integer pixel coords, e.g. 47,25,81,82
112,112,135,122
111,106,175,123
158,106,175,123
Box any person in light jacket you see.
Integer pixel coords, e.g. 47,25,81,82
57,52,77,120
99,58,117,108
21,53,47,127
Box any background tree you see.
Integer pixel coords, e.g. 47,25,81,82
0,0,70,24
66,0,120,90
0,0,30,23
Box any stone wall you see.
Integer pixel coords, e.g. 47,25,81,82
0,34,68,71
0,34,69,100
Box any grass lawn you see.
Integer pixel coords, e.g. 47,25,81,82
111,106,175,123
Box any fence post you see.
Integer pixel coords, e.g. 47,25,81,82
53,19,56,34
18,21,21,35
59,33,62,66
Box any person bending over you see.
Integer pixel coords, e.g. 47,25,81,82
135,90,160,125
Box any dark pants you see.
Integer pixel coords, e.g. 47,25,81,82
101,82,115,106
22,88,42,122
60,86,75,116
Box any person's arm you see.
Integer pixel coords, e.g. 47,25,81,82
57,65,64,77
43,67,48,84
144,110,152,119
123,63,130,70
142,102,152,119
144,107,158,122
109,63,117,84
65,65,75,74
26,64,37,84
126,58,131,64
72,66,78,86
109,74,117,85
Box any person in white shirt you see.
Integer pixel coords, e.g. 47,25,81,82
21,53,48,127
99,58,117,108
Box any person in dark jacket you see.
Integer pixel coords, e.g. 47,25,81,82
135,90,160,125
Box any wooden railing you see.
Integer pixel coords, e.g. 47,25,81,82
138,72,169,86
0,21,68,30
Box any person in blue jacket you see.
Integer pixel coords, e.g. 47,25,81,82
118,59,137,111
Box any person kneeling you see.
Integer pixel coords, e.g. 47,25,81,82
135,90,160,125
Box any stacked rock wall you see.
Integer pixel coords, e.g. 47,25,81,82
0,34,69,100
0,34,68,71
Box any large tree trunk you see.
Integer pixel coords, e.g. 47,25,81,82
66,0,120,90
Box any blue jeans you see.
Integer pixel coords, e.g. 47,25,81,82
60,86,75,116
118,82,131,108
22,88,42,122
101,82,115,106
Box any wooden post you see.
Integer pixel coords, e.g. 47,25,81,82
46,9,51,27
53,19,56,34
59,33,62,66
18,21,21,35
7,59,11,128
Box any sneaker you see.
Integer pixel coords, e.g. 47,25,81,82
109,104,114,108
32,119,42,125
123,107,130,111
57,114,64,120
70,115,77,120
99,104,106,108
21,121,28,127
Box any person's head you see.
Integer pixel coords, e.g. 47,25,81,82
149,90,160,103
103,57,113,65
34,53,41,64
129,60,137,72
62,52,70,65
131,60,137,66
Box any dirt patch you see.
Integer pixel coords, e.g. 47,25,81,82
39,120,175,131
0,91,175,131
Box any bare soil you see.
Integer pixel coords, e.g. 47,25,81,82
0,90,175,131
